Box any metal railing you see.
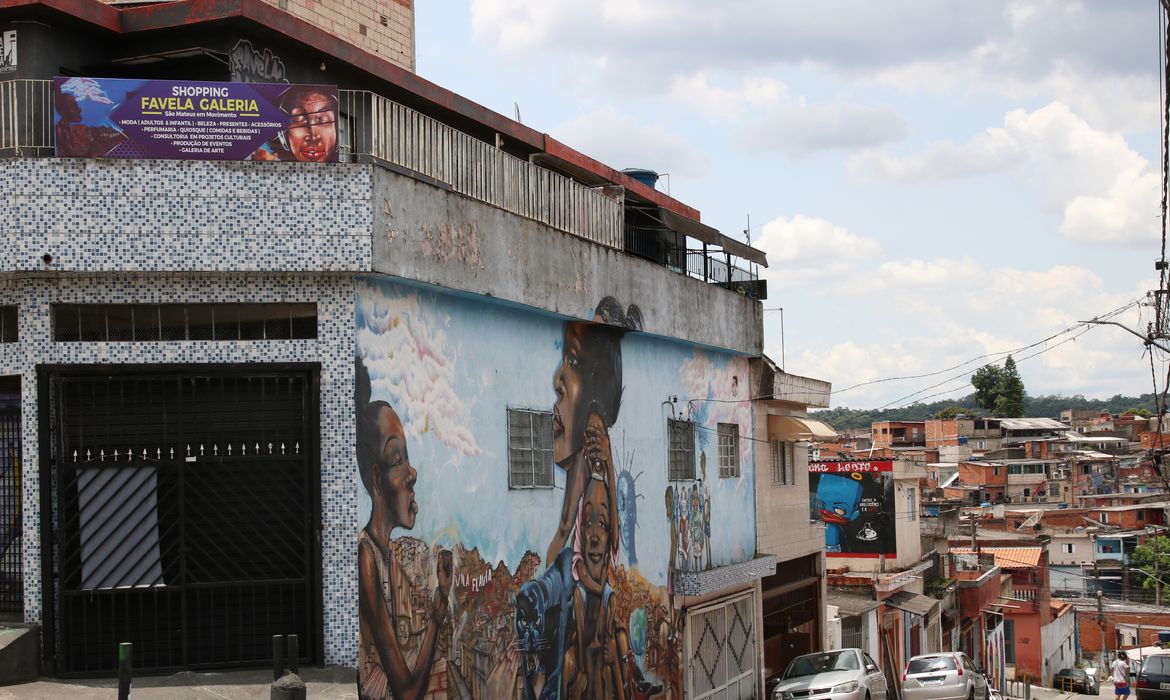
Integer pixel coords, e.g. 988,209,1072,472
0,80,623,251
0,79,52,152
339,89,622,249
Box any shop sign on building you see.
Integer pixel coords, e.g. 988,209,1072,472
52,77,339,162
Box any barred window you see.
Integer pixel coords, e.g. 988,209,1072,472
668,419,695,481
0,306,15,343
52,303,317,342
771,440,795,485
717,423,739,478
508,409,553,489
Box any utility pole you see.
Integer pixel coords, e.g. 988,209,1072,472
1096,561,1107,666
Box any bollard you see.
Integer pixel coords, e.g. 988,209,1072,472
272,635,284,682
1024,681,1031,700
270,633,306,700
117,642,132,700
287,634,299,675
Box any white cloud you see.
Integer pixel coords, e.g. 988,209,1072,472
552,107,710,177
468,0,1155,131
755,215,881,288
849,102,1159,246
670,73,907,156
778,252,1154,408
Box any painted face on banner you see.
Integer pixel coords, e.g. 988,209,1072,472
286,92,337,162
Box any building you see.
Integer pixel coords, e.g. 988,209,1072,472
871,421,926,449
753,360,835,678
0,0,776,694
950,545,1076,684
925,417,1002,451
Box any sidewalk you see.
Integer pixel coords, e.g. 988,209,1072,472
0,667,358,699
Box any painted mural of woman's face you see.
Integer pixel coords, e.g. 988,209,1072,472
373,404,418,531
581,477,612,587
552,323,587,463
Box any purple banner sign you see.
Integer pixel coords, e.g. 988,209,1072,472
53,77,339,162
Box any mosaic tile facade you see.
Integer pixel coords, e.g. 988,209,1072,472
0,272,359,666
0,155,374,666
1,158,373,273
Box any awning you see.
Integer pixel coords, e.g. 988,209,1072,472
660,208,769,267
882,591,939,617
768,415,839,442
660,208,721,245
827,591,880,617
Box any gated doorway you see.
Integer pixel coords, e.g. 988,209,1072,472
0,376,21,618
40,365,321,676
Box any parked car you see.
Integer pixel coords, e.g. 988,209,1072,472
901,653,989,700
1137,653,1170,700
1052,668,1099,695
771,649,890,700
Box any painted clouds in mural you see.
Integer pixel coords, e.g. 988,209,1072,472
354,277,755,700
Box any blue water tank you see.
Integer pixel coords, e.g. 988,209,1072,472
621,168,659,188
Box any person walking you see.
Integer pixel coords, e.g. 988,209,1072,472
1112,651,1132,698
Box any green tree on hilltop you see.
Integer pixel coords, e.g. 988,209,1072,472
970,355,1026,417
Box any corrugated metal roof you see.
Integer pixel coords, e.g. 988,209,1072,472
950,546,1043,569
998,417,1067,430
827,591,881,617
883,590,940,617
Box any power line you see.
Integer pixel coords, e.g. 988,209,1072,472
833,298,1141,397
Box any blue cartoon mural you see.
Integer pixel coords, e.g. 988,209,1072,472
808,460,897,558
354,276,755,699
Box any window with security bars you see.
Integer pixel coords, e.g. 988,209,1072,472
52,303,317,342
0,306,15,343
688,593,757,700
717,423,739,478
771,440,795,485
508,409,553,489
668,419,695,481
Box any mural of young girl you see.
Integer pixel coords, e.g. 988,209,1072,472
546,297,641,568
356,360,452,700
566,472,629,700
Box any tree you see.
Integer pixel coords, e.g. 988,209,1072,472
970,355,1026,417
971,364,1005,412
1132,535,1170,603
933,404,978,420
994,356,1026,417
1123,408,1153,418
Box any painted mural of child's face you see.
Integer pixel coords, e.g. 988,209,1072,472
374,404,418,531
581,477,612,587
552,323,587,463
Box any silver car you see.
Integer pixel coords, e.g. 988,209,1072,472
772,649,890,700
902,653,989,700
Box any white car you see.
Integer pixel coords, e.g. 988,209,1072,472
772,649,891,700
901,653,989,700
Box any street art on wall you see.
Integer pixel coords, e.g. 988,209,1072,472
354,276,755,700
809,460,896,558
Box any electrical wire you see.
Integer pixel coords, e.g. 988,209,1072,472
833,298,1141,396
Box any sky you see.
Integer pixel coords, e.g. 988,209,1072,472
414,0,1167,411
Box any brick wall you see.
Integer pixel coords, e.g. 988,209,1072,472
275,0,414,70
1078,609,1170,655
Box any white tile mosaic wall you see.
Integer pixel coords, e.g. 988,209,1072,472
1,158,373,273
0,272,360,667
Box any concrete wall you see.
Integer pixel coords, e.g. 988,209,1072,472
354,275,759,697
1041,610,1078,681
371,166,764,356
755,406,823,562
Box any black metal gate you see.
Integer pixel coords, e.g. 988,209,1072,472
42,366,320,676
0,407,22,615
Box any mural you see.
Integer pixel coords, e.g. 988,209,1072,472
808,460,896,558
354,277,755,700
